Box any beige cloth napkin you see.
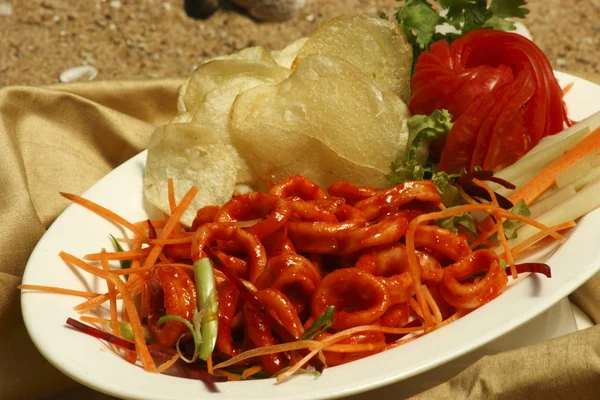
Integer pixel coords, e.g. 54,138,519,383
0,78,598,400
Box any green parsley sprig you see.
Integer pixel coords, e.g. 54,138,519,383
394,0,529,69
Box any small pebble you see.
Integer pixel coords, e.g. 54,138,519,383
305,14,315,22
59,66,99,83
161,2,171,10
556,57,567,68
110,1,121,9
0,2,12,17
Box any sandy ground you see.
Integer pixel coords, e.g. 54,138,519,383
0,0,598,86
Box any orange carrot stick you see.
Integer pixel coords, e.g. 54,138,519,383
156,354,180,374
60,252,156,372
60,192,146,237
241,365,262,379
510,126,600,205
140,186,198,271
84,248,150,261
18,284,100,298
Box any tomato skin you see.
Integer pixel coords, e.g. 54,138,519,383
410,30,571,173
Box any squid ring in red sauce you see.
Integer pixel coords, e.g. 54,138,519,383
337,215,409,255
215,280,240,357
354,180,441,221
191,205,219,231
191,223,267,283
312,268,390,330
440,249,508,309
255,253,322,314
414,225,471,262
215,192,292,240
318,331,386,366
355,243,444,284
244,288,304,374
269,175,328,200
145,266,197,348
327,181,379,205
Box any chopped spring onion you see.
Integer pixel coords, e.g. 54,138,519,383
194,258,218,361
109,235,131,275
301,306,335,341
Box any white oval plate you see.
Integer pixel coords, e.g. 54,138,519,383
21,72,600,400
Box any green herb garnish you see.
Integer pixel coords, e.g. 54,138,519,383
109,234,131,273
158,258,218,363
301,306,335,340
395,0,529,70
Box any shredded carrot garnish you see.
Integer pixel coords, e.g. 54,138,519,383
156,353,180,374
134,219,167,231
408,297,424,319
325,342,386,353
213,369,241,381
207,354,214,375
505,221,576,258
472,178,518,279
241,365,262,379
111,262,194,276
510,126,600,205
421,285,442,324
84,248,150,261
213,341,323,370
60,192,146,237
79,316,106,325
562,81,574,95
60,252,156,372
18,284,100,298
141,186,198,271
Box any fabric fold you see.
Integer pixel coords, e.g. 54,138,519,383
1,78,598,400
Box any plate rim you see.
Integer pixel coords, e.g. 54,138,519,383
20,71,600,400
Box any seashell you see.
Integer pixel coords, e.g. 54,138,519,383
59,66,99,83
0,2,12,17
233,0,306,22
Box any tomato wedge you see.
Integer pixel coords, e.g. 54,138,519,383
410,30,571,173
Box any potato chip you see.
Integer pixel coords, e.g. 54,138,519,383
271,37,308,68
293,15,413,103
230,55,410,189
144,122,239,226
178,57,290,114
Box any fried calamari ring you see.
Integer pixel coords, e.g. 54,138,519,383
215,192,291,240
355,244,444,284
191,205,219,231
337,215,409,255
288,204,367,254
414,225,470,262
354,181,441,221
244,288,304,374
269,175,328,200
215,280,240,357
312,268,390,330
256,253,321,314
319,331,386,366
327,181,379,205
440,249,508,309
145,266,197,348
192,223,266,283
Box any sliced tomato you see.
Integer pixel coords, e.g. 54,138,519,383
410,30,571,172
